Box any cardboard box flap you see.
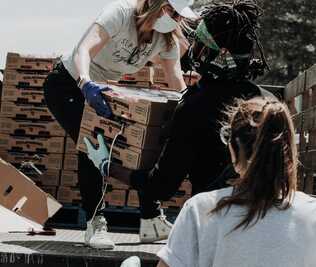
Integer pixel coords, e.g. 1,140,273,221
47,194,62,217
0,158,62,225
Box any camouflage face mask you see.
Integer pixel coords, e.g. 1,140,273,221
195,20,220,52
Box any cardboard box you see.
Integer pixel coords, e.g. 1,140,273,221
1,102,54,121
63,154,78,171
178,179,192,196
161,195,190,209
153,66,166,83
127,189,139,207
22,169,61,186
0,151,63,170
81,104,167,149
57,186,81,204
65,137,78,154
0,134,65,154
77,128,160,170
5,52,55,72
101,84,181,126
107,176,129,190
40,186,58,198
3,70,48,87
2,85,45,104
0,158,61,224
104,189,126,207
0,117,65,137
60,170,78,187
121,67,153,82
306,64,316,90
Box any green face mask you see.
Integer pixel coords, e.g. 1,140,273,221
195,20,220,52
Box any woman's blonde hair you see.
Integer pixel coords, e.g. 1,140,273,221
213,97,298,231
135,0,184,51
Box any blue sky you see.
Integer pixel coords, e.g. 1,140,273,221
0,0,115,69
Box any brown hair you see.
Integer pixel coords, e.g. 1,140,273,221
213,97,298,231
135,0,184,50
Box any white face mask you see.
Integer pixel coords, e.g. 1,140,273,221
153,13,178,33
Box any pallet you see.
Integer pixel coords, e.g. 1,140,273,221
45,204,86,230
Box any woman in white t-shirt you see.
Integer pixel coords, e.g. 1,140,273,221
157,97,316,267
43,0,197,249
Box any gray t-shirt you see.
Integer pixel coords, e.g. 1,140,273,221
62,0,179,82
158,187,316,267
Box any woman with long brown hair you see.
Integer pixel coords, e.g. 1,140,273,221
43,0,196,249
157,97,316,267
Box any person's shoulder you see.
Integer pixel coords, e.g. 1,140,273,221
109,0,136,13
185,187,233,212
293,191,316,207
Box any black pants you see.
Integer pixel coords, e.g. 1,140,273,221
43,62,103,221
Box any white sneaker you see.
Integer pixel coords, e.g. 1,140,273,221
84,215,115,249
139,210,173,243
120,256,141,267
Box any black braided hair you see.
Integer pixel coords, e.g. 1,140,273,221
183,0,269,80
204,0,269,78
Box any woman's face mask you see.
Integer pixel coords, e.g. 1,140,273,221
153,12,178,33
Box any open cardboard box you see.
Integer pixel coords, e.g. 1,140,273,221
0,158,62,225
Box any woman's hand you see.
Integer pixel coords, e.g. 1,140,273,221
81,81,112,118
83,133,110,177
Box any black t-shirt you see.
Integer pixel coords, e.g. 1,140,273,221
131,78,275,197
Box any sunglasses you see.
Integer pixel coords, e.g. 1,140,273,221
220,125,232,146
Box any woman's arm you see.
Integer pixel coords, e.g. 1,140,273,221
74,23,110,84
160,57,186,91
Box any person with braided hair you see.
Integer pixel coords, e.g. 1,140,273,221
156,97,316,267
84,0,277,243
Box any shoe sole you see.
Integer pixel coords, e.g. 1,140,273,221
140,235,169,243
88,243,115,249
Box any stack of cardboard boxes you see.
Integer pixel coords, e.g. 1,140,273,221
77,83,192,210
0,52,80,204
285,63,316,194
119,65,200,90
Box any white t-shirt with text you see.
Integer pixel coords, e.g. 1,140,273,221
158,187,316,267
62,0,179,81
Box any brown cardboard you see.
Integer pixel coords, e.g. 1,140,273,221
2,85,45,104
306,64,316,90
0,133,65,154
104,189,126,207
0,158,61,225
0,102,54,121
153,66,166,83
23,169,61,186
107,177,129,190
5,52,55,72
121,67,153,82
65,137,78,154
0,117,65,137
0,151,63,170
40,186,58,198
101,84,181,126
77,128,160,170
161,195,189,209
81,104,167,149
63,154,78,171
178,179,192,196
60,170,78,187
57,186,81,204
3,70,48,87
127,190,139,207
